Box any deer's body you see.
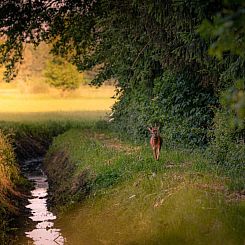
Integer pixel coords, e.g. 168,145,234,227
148,127,163,160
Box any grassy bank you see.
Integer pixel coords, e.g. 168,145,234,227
44,126,245,244
0,131,21,244
0,121,92,161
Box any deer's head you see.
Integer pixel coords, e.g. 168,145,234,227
148,126,160,137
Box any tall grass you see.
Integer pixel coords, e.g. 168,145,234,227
44,126,222,205
0,130,19,208
0,130,20,244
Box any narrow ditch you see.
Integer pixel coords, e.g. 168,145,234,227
15,158,65,245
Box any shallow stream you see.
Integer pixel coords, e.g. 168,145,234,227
16,158,65,245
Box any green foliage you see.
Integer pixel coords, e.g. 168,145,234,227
153,72,217,146
112,71,217,147
198,0,245,127
43,57,82,91
198,1,245,180
207,110,245,190
221,80,245,129
198,1,245,59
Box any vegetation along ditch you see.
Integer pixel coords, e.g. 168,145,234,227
0,121,84,244
0,119,244,244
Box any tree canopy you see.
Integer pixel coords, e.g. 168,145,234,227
0,1,244,84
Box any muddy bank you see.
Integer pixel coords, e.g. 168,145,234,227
13,130,52,161
43,149,92,208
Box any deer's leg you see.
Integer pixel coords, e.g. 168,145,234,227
156,147,160,160
152,147,157,160
155,149,158,160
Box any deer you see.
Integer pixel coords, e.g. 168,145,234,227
148,126,163,161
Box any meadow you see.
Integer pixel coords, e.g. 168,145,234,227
0,84,115,121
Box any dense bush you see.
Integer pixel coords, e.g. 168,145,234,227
207,109,245,189
112,71,217,147
208,110,244,163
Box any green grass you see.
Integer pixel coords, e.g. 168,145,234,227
47,129,218,185
46,126,243,199
45,127,245,244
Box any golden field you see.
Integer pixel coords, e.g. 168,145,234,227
0,84,115,121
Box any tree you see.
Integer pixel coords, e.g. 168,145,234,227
0,0,95,81
198,0,245,126
43,57,82,92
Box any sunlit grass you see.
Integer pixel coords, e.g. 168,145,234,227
0,85,115,121
58,179,245,245
0,96,113,112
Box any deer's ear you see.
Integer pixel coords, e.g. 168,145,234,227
147,127,152,132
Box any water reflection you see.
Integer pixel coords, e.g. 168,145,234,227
24,163,65,245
